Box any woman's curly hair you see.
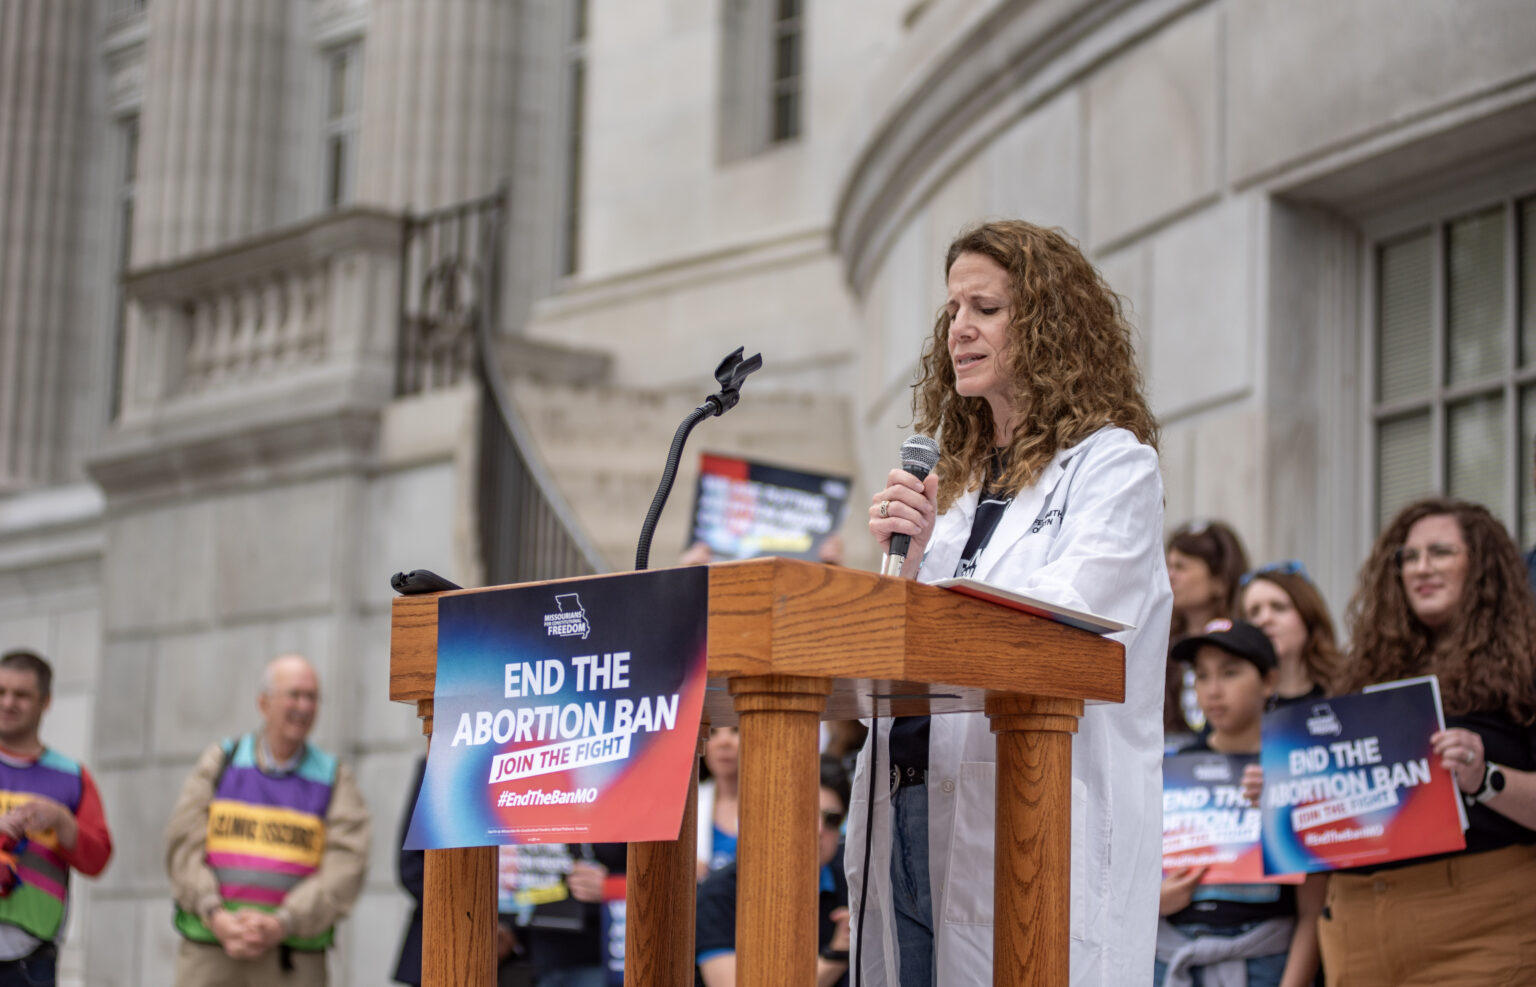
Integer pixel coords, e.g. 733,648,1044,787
1342,497,1536,723
1242,570,1345,697
914,221,1158,511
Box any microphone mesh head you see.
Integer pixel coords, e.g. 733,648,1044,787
900,435,941,480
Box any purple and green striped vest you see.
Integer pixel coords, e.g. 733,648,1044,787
0,748,85,941
173,734,338,951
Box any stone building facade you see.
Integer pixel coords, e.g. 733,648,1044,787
0,0,1533,983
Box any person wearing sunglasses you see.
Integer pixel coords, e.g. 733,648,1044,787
1317,497,1536,984
1239,561,1342,710
696,755,852,987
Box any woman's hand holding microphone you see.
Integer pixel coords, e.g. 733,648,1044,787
870,468,938,579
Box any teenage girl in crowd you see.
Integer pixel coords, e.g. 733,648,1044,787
1239,562,1342,709
1166,521,1250,738
1157,621,1324,987
1320,498,1536,984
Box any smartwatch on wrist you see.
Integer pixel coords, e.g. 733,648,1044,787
1472,762,1507,804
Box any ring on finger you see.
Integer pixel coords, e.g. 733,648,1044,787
1464,750,1475,765
879,500,890,519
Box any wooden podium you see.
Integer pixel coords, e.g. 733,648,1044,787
389,557,1125,987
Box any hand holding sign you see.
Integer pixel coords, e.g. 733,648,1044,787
1429,727,1485,793
1158,867,1208,917
1240,764,1263,808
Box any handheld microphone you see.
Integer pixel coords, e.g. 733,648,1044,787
882,435,940,576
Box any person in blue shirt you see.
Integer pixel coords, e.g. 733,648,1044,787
696,755,850,987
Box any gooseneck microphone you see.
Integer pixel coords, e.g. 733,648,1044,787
881,434,940,576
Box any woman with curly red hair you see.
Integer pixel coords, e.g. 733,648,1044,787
857,220,1171,984
1321,497,1536,984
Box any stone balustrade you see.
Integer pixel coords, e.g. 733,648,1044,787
118,208,403,419
178,264,328,393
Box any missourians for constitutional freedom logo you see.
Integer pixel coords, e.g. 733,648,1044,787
544,593,590,639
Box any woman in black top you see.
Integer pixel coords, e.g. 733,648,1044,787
1321,497,1536,985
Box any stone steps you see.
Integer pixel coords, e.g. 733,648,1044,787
506,376,854,571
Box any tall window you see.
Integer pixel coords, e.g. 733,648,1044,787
110,115,139,419
769,0,803,143
1372,193,1536,541
323,43,362,209
719,0,808,161
560,0,588,277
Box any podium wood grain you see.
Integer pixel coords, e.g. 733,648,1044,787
988,695,1083,987
417,696,498,985
390,558,1125,987
732,674,831,987
624,721,708,984
423,846,497,985
391,559,1123,712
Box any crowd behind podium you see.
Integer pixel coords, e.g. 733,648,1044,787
1156,500,1536,987
384,491,1536,987
3,497,1530,985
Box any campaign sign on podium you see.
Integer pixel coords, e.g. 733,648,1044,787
1259,676,1466,874
404,567,708,848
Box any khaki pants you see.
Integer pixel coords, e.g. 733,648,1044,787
1317,842,1536,986
174,940,328,987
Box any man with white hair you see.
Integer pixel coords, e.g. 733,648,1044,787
166,653,370,985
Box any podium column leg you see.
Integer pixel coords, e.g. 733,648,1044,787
730,674,832,987
417,698,498,986
423,847,498,985
986,694,1083,987
626,718,708,985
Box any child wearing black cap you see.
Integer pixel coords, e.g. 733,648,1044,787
1154,619,1324,987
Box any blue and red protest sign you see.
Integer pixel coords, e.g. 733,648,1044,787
1259,676,1465,874
690,453,850,561
1163,751,1300,884
404,567,709,848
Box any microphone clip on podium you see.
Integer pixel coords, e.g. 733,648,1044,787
633,347,763,571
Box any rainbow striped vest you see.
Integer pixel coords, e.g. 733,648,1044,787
173,734,338,951
0,749,85,941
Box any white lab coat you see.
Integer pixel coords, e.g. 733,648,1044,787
847,425,1171,986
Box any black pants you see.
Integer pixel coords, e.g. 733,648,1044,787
0,942,56,987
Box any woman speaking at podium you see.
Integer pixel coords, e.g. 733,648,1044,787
856,220,1172,985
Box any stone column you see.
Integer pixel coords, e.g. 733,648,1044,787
355,0,518,212
132,0,290,266
0,0,93,490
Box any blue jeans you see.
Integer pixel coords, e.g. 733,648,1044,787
1153,922,1288,987
0,943,55,987
890,784,935,987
